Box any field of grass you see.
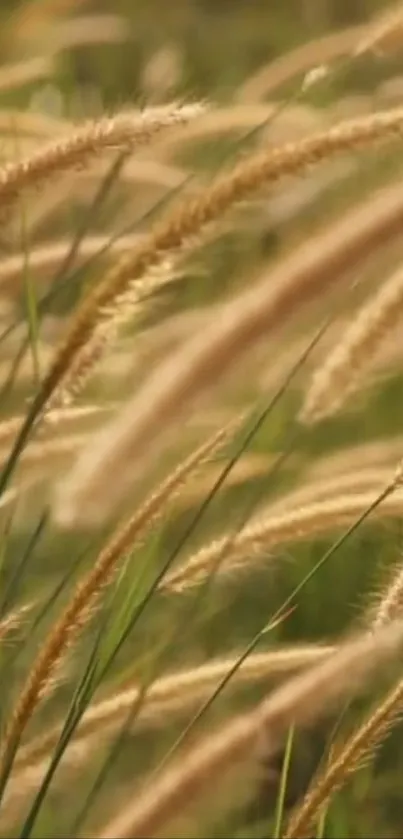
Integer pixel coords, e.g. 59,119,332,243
2,1,403,837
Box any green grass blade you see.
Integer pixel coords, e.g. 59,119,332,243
0,510,48,617
273,725,295,839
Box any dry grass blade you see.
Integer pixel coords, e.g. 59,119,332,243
96,622,403,839
0,102,204,213
0,419,238,777
301,264,403,424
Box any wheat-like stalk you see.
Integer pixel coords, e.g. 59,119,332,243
284,495,403,838
0,419,238,781
284,671,403,838
301,264,403,423
150,101,339,162
0,102,204,213
368,559,403,632
97,623,403,839
163,484,403,594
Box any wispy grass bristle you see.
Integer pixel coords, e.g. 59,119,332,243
0,601,34,644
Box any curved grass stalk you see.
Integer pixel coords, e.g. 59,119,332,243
0,102,204,214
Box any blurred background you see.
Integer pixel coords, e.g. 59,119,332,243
0,1,400,109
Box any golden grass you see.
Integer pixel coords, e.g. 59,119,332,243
98,623,403,839
0,102,204,214
56,176,403,514
284,670,403,838
0,418,238,779
28,106,403,434
0,643,335,826
0,601,34,644
370,559,403,632
3,6,403,837
163,482,403,594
